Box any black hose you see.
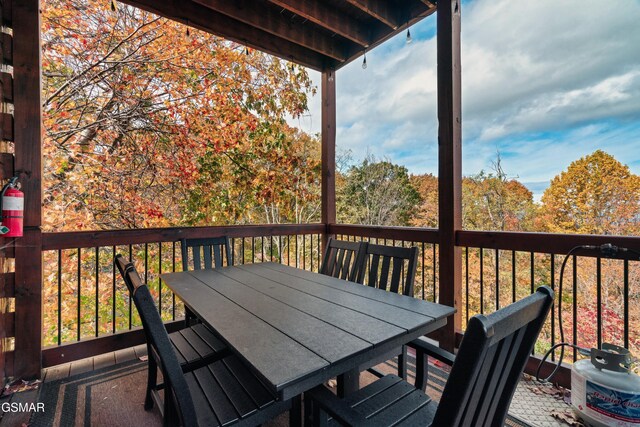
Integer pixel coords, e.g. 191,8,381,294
536,245,592,382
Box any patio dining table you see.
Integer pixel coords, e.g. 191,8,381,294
160,262,454,402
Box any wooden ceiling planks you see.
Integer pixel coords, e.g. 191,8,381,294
120,0,437,71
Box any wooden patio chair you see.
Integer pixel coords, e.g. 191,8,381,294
115,255,296,427
356,243,419,379
319,237,367,283
181,236,232,271
180,237,232,325
115,255,229,408
305,286,554,427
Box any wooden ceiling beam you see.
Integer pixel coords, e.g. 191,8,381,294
419,0,436,8
268,0,370,47
193,0,348,62
345,0,400,29
119,0,334,71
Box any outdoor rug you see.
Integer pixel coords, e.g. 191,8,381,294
29,355,535,427
30,360,162,427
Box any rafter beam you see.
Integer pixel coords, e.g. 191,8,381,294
120,0,335,71
193,0,348,62
345,0,399,29
269,0,370,47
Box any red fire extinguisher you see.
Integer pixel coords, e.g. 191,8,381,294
0,176,23,237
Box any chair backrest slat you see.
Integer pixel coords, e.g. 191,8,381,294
319,238,366,283
115,255,197,426
432,286,554,427
340,249,353,280
378,255,391,290
368,254,380,289
359,243,418,297
181,237,232,271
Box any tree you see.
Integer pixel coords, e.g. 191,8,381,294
539,150,640,235
42,0,317,231
337,155,420,226
462,156,537,231
409,173,438,228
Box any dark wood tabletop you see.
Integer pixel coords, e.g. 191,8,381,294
161,262,454,400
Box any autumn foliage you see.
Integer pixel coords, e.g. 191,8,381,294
42,0,319,231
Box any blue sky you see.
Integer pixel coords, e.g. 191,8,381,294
289,0,640,200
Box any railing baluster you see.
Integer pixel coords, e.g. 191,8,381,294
252,237,256,264
596,256,602,348
112,246,116,334
624,258,629,349
480,247,484,314
512,251,516,304
77,247,81,341
172,241,176,321
550,253,556,360
572,255,577,361
432,244,436,302
310,234,313,271
421,242,425,301
303,235,306,270
95,246,99,338
231,237,235,266
57,250,62,345
317,234,321,270
530,252,534,294
465,247,469,324
495,248,500,311
144,242,149,296
128,244,132,330
159,242,163,318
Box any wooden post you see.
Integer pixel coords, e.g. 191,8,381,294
321,69,336,253
13,0,42,379
437,0,462,352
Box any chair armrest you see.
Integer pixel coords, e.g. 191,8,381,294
306,385,369,426
408,337,456,366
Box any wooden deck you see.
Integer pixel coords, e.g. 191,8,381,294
0,346,575,427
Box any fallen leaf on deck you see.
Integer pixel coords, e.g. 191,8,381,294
550,409,584,426
527,383,567,400
1,379,42,398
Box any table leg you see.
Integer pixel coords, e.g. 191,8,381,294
185,306,197,326
290,394,302,427
337,369,359,398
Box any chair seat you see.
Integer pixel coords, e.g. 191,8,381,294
310,375,436,427
170,323,229,370
184,355,291,426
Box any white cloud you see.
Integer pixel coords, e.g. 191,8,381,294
292,0,640,185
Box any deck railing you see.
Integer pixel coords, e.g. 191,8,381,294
458,230,640,382
41,224,324,367
40,224,639,387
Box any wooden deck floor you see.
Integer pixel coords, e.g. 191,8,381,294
0,346,574,427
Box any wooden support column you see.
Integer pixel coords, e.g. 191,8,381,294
13,0,42,379
436,0,462,352
321,69,336,252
